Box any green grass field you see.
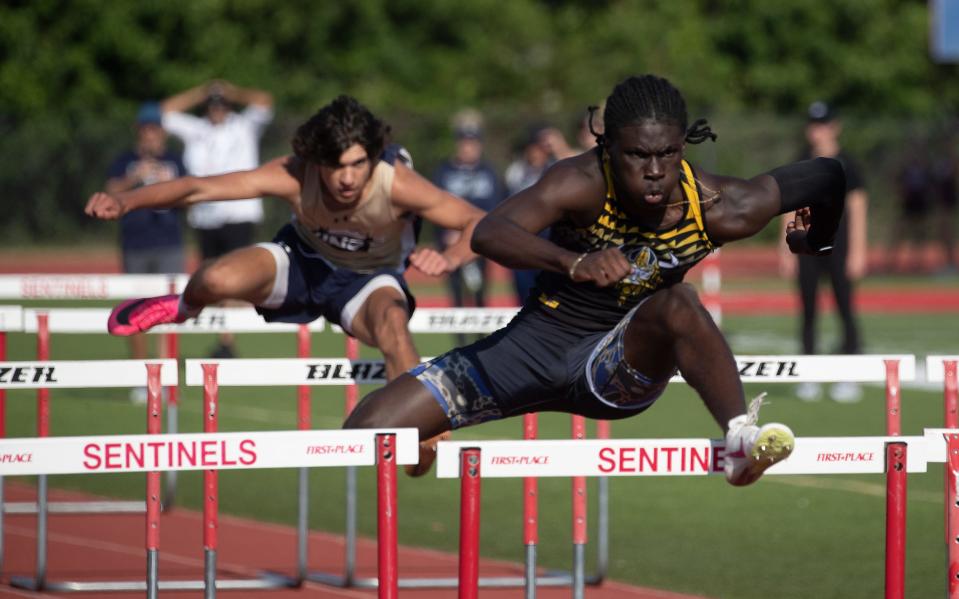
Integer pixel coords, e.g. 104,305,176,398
3,286,957,599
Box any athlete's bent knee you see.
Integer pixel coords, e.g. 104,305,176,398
195,261,238,297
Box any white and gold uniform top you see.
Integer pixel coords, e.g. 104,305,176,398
291,146,418,274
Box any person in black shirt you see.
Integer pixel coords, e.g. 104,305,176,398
779,101,869,403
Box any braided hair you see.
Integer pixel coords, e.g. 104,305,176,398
587,75,716,148
292,95,391,166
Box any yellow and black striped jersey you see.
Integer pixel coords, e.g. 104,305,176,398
532,150,715,331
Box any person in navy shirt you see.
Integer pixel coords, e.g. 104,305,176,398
105,102,187,401
432,120,506,343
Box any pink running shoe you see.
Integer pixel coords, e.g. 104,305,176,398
108,294,188,336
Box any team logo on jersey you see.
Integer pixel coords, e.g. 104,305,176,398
617,246,681,303
314,228,373,252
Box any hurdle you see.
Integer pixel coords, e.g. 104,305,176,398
924,354,959,596
19,306,325,508
0,359,177,591
0,305,22,572
322,307,614,591
185,357,398,589
0,424,417,597
438,354,916,599
440,431,929,599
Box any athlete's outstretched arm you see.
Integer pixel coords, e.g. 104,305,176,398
84,156,301,220
471,158,612,277
390,161,485,274
702,157,846,253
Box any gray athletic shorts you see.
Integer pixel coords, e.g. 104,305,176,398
122,247,186,274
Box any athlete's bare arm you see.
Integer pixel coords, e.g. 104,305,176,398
472,153,632,287
84,156,302,220
696,171,781,244
699,154,849,257
390,161,484,274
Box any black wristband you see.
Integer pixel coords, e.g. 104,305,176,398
768,158,846,252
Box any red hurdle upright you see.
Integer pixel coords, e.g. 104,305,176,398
295,324,311,583
941,359,959,599
883,359,906,599
376,433,399,599
345,336,361,584
522,413,538,596
35,313,50,589
308,336,363,587
163,278,180,508
202,363,219,598
145,363,163,599
458,448,482,599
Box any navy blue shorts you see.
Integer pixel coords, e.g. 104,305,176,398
411,302,672,429
254,224,415,331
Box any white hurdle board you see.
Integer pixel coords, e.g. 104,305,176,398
20,307,325,334
185,358,386,386
436,435,930,478
0,274,189,299
0,428,419,476
407,308,519,334
0,305,22,332
672,354,916,383
329,307,521,335
925,355,959,382
0,360,177,389
186,355,917,388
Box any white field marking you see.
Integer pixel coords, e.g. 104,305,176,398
765,474,941,503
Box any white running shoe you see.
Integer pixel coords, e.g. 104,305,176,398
724,393,795,486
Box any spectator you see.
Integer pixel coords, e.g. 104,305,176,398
105,102,187,402
887,143,933,273
931,137,958,274
504,125,557,303
160,79,274,358
779,101,869,403
432,117,506,343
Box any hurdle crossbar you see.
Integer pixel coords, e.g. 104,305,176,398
0,274,189,300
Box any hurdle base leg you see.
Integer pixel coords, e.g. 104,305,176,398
525,544,537,599
146,548,159,599
572,543,586,599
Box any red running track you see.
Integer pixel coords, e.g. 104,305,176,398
1,483,709,599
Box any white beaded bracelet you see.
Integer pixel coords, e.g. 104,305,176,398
567,252,588,279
